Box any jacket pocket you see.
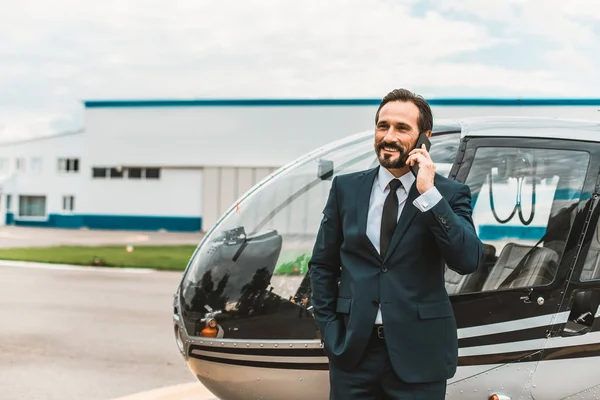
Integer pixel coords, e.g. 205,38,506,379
336,297,351,314
417,300,453,319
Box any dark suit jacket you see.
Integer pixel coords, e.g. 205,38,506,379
308,166,483,383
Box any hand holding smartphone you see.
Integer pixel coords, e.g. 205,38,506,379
409,132,431,177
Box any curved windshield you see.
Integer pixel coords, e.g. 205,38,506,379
179,129,461,340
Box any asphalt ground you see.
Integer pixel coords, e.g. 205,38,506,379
0,260,200,400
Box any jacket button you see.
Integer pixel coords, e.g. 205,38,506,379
382,267,388,273
372,300,379,307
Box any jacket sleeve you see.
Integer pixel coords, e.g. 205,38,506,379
424,183,483,275
308,176,343,334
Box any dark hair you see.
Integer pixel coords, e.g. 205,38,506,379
374,88,433,133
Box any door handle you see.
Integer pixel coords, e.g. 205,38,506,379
519,289,544,305
520,288,535,304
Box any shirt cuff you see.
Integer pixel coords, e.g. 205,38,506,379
412,186,442,212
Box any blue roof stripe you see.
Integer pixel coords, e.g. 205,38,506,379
83,98,600,108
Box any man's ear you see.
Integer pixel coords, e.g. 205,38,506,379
425,130,432,138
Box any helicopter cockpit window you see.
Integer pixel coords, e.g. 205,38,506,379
179,130,461,339
579,218,600,281
445,146,589,295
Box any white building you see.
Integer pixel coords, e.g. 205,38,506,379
0,98,598,232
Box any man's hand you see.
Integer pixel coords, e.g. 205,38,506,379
407,143,436,194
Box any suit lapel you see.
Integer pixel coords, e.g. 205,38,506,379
383,180,420,263
356,166,381,262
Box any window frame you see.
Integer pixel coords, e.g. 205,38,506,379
62,195,75,213
570,179,600,285
110,167,124,179
30,157,43,174
145,167,160,179
58,157,80,173
92,167,107,178
15,157,25,172
17,195,47,219
127,167,143,179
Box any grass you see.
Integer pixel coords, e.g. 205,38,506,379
0,245,312,274
0,245,198,271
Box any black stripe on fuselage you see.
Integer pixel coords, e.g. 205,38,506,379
542,342,600,361
459,342,600,366
190,342,600,370
458,350,542,366
189,353,330,370
458,325,551,348
191,343,600,370
189,344,325,357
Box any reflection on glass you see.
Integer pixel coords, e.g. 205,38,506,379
445,147,590,295
580,207,600,280
180,131,461,339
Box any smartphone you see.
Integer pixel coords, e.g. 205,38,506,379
409,132,431,177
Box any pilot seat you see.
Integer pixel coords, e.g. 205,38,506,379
445,243,496,294
480,242,559,291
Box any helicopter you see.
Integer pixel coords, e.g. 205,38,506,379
173,116,600,400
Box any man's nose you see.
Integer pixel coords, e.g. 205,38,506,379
383,128,399,142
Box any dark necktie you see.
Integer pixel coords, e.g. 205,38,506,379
380,179,403,258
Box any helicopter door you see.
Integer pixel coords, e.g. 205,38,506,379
443,136,594,398
529,160,600,399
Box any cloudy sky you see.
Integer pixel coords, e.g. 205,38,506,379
0,0,599,141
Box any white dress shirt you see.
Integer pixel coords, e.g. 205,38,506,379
366,166,442,324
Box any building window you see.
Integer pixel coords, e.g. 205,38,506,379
127,167,142,179
91,166,161,180
19,196,46,218
92,167,107,178
16,158,25,172
110,167,123,178
31,157,43,174
62,195,75,212
145,168,160,179
6,194,11,211
58,158,79,173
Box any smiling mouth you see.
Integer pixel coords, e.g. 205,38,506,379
379,143,402,154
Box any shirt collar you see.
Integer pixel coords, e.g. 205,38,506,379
377,166,414,194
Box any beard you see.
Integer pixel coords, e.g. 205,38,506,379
375,141,409,169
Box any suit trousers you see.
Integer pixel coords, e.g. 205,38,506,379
328,326,447,400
